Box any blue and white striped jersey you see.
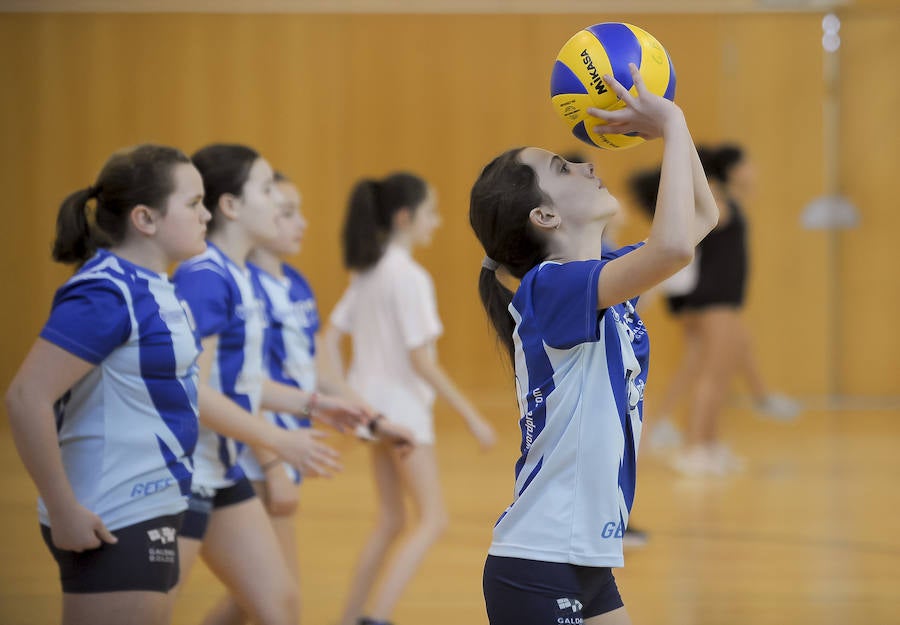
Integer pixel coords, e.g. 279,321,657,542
242,262,319,483
249,262,319,412
173,243,266,490
488,244,649,568
39,249,199,531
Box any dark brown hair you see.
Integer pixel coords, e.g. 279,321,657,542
52,144,190,266
341,173,428,271
469,148,550,363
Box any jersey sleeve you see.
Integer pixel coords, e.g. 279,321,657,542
533,244,649,349
329,282,356,333
601,241,644,261
39,279,132,365
532,261,604,350
173,265,233,338
392,268,443,350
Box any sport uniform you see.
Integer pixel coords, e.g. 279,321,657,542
483,244,649,623
39,249,200,592
173,243,265,538
241,262,320,484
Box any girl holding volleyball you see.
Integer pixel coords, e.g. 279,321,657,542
172,144,370,625
470,65,718,624
322,172,496,625
4,144,209,625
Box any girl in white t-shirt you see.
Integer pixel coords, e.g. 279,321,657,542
322,172,496,625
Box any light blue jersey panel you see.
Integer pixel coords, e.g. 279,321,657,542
488,244,648,568
39,250,199,531
174,243,265,490
242,263,320,483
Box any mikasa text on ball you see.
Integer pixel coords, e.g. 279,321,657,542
551,22,676,150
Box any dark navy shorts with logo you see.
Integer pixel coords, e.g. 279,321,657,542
180,476,257,540
41,512,184,593
483,555,624,624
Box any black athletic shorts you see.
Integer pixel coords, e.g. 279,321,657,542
41,513,183,594
483,555,624,624
180,477,256,540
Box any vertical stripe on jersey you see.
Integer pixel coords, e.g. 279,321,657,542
517,456,544,496
133,275,197,497
509,304,554,493
211,248,265,478
603,313,637,514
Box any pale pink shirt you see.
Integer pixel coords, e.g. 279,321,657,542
330,244,443,444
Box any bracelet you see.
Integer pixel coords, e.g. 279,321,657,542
302,392,319,417
368,413,385,436
261,458,282,472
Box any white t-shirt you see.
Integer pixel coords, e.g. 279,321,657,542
330,244,443,444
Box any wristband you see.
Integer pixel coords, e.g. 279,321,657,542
368,413,385,436
302,392,319,417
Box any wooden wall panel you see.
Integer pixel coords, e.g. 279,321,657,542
0,11,896,404
839,13,900,395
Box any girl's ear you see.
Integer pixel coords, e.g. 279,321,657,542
392,206,413,230
217,193,240,221
529,206,561,231
130,204,158,236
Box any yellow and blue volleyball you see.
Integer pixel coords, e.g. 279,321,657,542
551,22,676,150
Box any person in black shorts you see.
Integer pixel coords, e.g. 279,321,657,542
5,144,209,625
630,144,801,476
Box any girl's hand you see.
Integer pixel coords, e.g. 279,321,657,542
311,393,371,432
372,417,416,457
273,428,342,478
48,504,118,552
587,63,684,141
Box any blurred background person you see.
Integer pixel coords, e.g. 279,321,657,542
629,143,801,476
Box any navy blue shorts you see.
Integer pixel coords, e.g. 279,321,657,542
41,513,183,594
483,555,624,624
180,477,256,540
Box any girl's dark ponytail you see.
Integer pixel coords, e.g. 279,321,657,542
50,144,190,267
52,187,98,265
341,173,428,271
469,148,549,367
342,180,385,271
477,266,517,362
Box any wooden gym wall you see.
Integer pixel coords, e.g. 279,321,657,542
0,9,897,410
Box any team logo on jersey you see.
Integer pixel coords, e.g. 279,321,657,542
131,476,175,498
611,300,646,343
556,597,584,623
235,300,266,323
292,298,319,328
601,521,626,538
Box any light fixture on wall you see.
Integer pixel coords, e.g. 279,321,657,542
801,12,860,408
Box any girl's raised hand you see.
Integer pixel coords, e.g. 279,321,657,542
587,63,683,141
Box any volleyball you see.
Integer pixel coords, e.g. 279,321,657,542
551,23,676,150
